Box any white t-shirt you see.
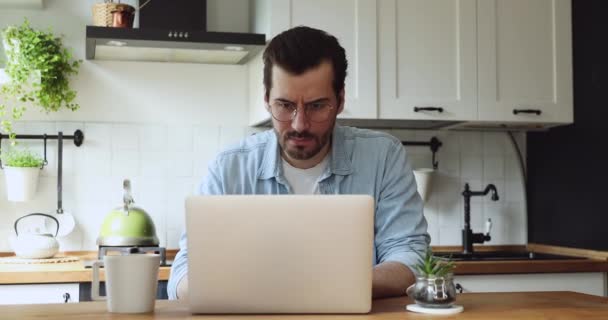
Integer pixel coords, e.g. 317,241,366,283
282,156,329,194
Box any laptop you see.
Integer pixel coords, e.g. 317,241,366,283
185,195,374,314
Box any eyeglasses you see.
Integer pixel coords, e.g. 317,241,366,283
269,100,335,123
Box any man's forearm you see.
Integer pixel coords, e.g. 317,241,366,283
372,261,415,299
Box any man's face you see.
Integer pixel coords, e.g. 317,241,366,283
265,61,344,165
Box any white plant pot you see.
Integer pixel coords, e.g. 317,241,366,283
3,166,41,202
413,168,435,203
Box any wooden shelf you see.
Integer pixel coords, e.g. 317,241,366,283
0,0,44,10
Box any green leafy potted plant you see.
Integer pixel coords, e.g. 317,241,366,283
1,147,44,201
0,19,81,141
411,249,457,308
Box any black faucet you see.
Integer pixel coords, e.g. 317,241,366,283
461,183,499,254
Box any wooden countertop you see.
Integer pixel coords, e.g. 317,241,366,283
0,251,174,284
0,291,606,319
1,244,607,285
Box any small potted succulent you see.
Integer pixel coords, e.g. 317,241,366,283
412,249,457,308
1,147,44,201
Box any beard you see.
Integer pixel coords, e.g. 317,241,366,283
276,123,334,161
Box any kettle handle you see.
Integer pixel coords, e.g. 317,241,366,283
14,213,60,237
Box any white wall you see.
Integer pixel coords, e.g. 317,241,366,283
0,0,527,252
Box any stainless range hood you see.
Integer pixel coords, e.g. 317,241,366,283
85,0,266,65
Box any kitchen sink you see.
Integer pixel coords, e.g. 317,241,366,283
433,251,586,261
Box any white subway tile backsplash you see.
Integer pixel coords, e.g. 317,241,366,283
166,178,196,231
438,201,463,229
483,132,506,156
219,126,247,150
506,179,525,202
438,226,462,246
57,226,84,252
167,228,183,250
459,132,483,155
436,131,460,154
136,178,168,210
0,226,12,252
410,154,433,170
140,125,168,152
433,175,462,205
388,129,416,143
73,176,114,205
422,201,440,245
506,154,525,181
73,201,108,249
414,130,439,142
168,152,194,177
438,153,460,176
24,122,57,136
193,125,220,153
56,122,85,135
111,124,139,151
469,203,486,231
484,156,505,180
84,123,113,149
140,151,168,178
168,125,194,152
111,150,140,178
0,121,527,251
460,155,483,179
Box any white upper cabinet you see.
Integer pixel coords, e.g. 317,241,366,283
249,0,377,125
476,0,573,124
249,0,573,129
378,0,478,121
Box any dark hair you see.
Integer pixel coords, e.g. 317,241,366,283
263,26,348,103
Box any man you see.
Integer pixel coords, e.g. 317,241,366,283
168,26,429,300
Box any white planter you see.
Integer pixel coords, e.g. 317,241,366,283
413,168,435,203
3,166,41,202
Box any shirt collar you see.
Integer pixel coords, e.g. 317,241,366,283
258,125,353,180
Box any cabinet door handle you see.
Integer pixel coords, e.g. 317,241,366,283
63,292,71,303
414,106,444,113
513,109,542,115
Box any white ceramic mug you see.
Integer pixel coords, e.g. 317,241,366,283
91,254,160,313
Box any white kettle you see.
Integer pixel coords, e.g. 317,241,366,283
10,213,60,259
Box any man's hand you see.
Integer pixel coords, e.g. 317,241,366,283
372,261,415,299
176,274,188,300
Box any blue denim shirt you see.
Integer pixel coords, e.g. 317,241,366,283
167,126,430,299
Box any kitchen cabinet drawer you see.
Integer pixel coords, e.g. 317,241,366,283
0,283,79,304
454,272,607,296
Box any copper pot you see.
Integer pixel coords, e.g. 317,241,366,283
111,4,135,28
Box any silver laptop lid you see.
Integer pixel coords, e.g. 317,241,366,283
186,195,374,314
